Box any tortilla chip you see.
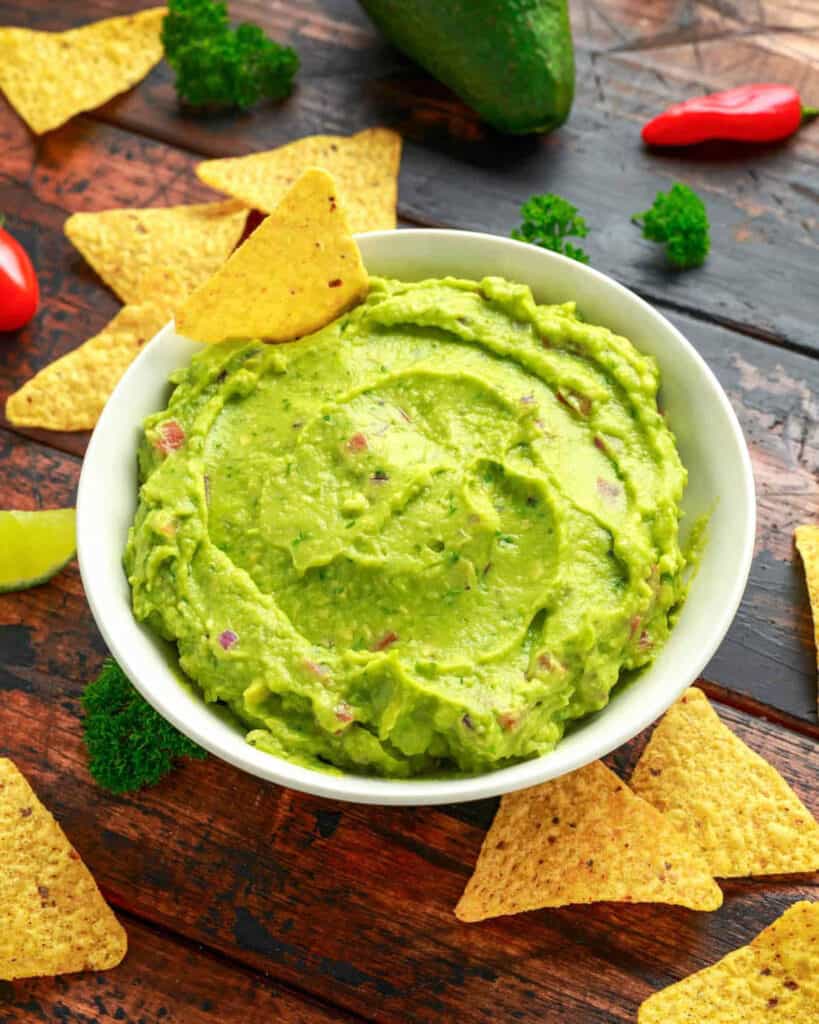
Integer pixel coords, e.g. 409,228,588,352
65,200,248,305
6,282,174,431
0,8,165,135
176,168,369,345
795,525,819,683
196,127,401,234
455,760,722,922
639,900,819,1022
0,758,127,980
631,687,819,878
132,266,190,312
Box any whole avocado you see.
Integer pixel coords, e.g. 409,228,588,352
358,0,575,134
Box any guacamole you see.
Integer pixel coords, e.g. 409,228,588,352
125,276,690,777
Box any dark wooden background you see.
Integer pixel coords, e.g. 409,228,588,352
1,2,817,1021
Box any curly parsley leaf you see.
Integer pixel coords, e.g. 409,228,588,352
82,659,206,794
632,183,710,269
162,0,299,110
511,194,589,264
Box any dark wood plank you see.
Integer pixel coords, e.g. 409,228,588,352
1,638,816,1023
667,309,819,723
0,432,817,1024
0,109,215,457
578,0,819,162
1,1,816,352
1,103,816,723
2,4,817,1021
0,915,354,1023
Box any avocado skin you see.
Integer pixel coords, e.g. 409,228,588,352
358,0,575,135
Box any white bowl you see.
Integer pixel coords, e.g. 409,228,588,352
77,230,755,805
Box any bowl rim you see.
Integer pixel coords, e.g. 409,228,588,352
77,228,756,805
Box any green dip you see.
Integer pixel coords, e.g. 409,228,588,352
125,276,690,777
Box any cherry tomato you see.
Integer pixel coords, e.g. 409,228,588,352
0,222,39,332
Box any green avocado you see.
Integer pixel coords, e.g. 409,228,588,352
357,0,575,134
125,276,691,779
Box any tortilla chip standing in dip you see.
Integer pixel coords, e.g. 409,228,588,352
125,180,695,777
175,167,368,344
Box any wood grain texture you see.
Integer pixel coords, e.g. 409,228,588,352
0,108,214,456
0,916,356,1023
2,1,816,351
671,309,819,721
0,437,816,1021
2,133,817,722
0,647,816,1023
1,2,818,1020
0,434,814,1020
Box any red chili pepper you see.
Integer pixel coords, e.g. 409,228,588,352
642,84,818,147
0,218,39,332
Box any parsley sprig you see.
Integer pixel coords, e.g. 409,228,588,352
82,659,206,793
162,0,299,110
511,194,590,264
632,183,710,269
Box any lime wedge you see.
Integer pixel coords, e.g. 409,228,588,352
0,509,77,593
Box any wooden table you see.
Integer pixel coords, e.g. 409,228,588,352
1,2,817,1021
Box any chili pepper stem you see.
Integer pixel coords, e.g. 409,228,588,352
802,106,819,122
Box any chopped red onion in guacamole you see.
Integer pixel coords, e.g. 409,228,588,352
156,419,185,453
372,631,398,652
346,432,368,453
219,629,238,650
125,275,692,779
